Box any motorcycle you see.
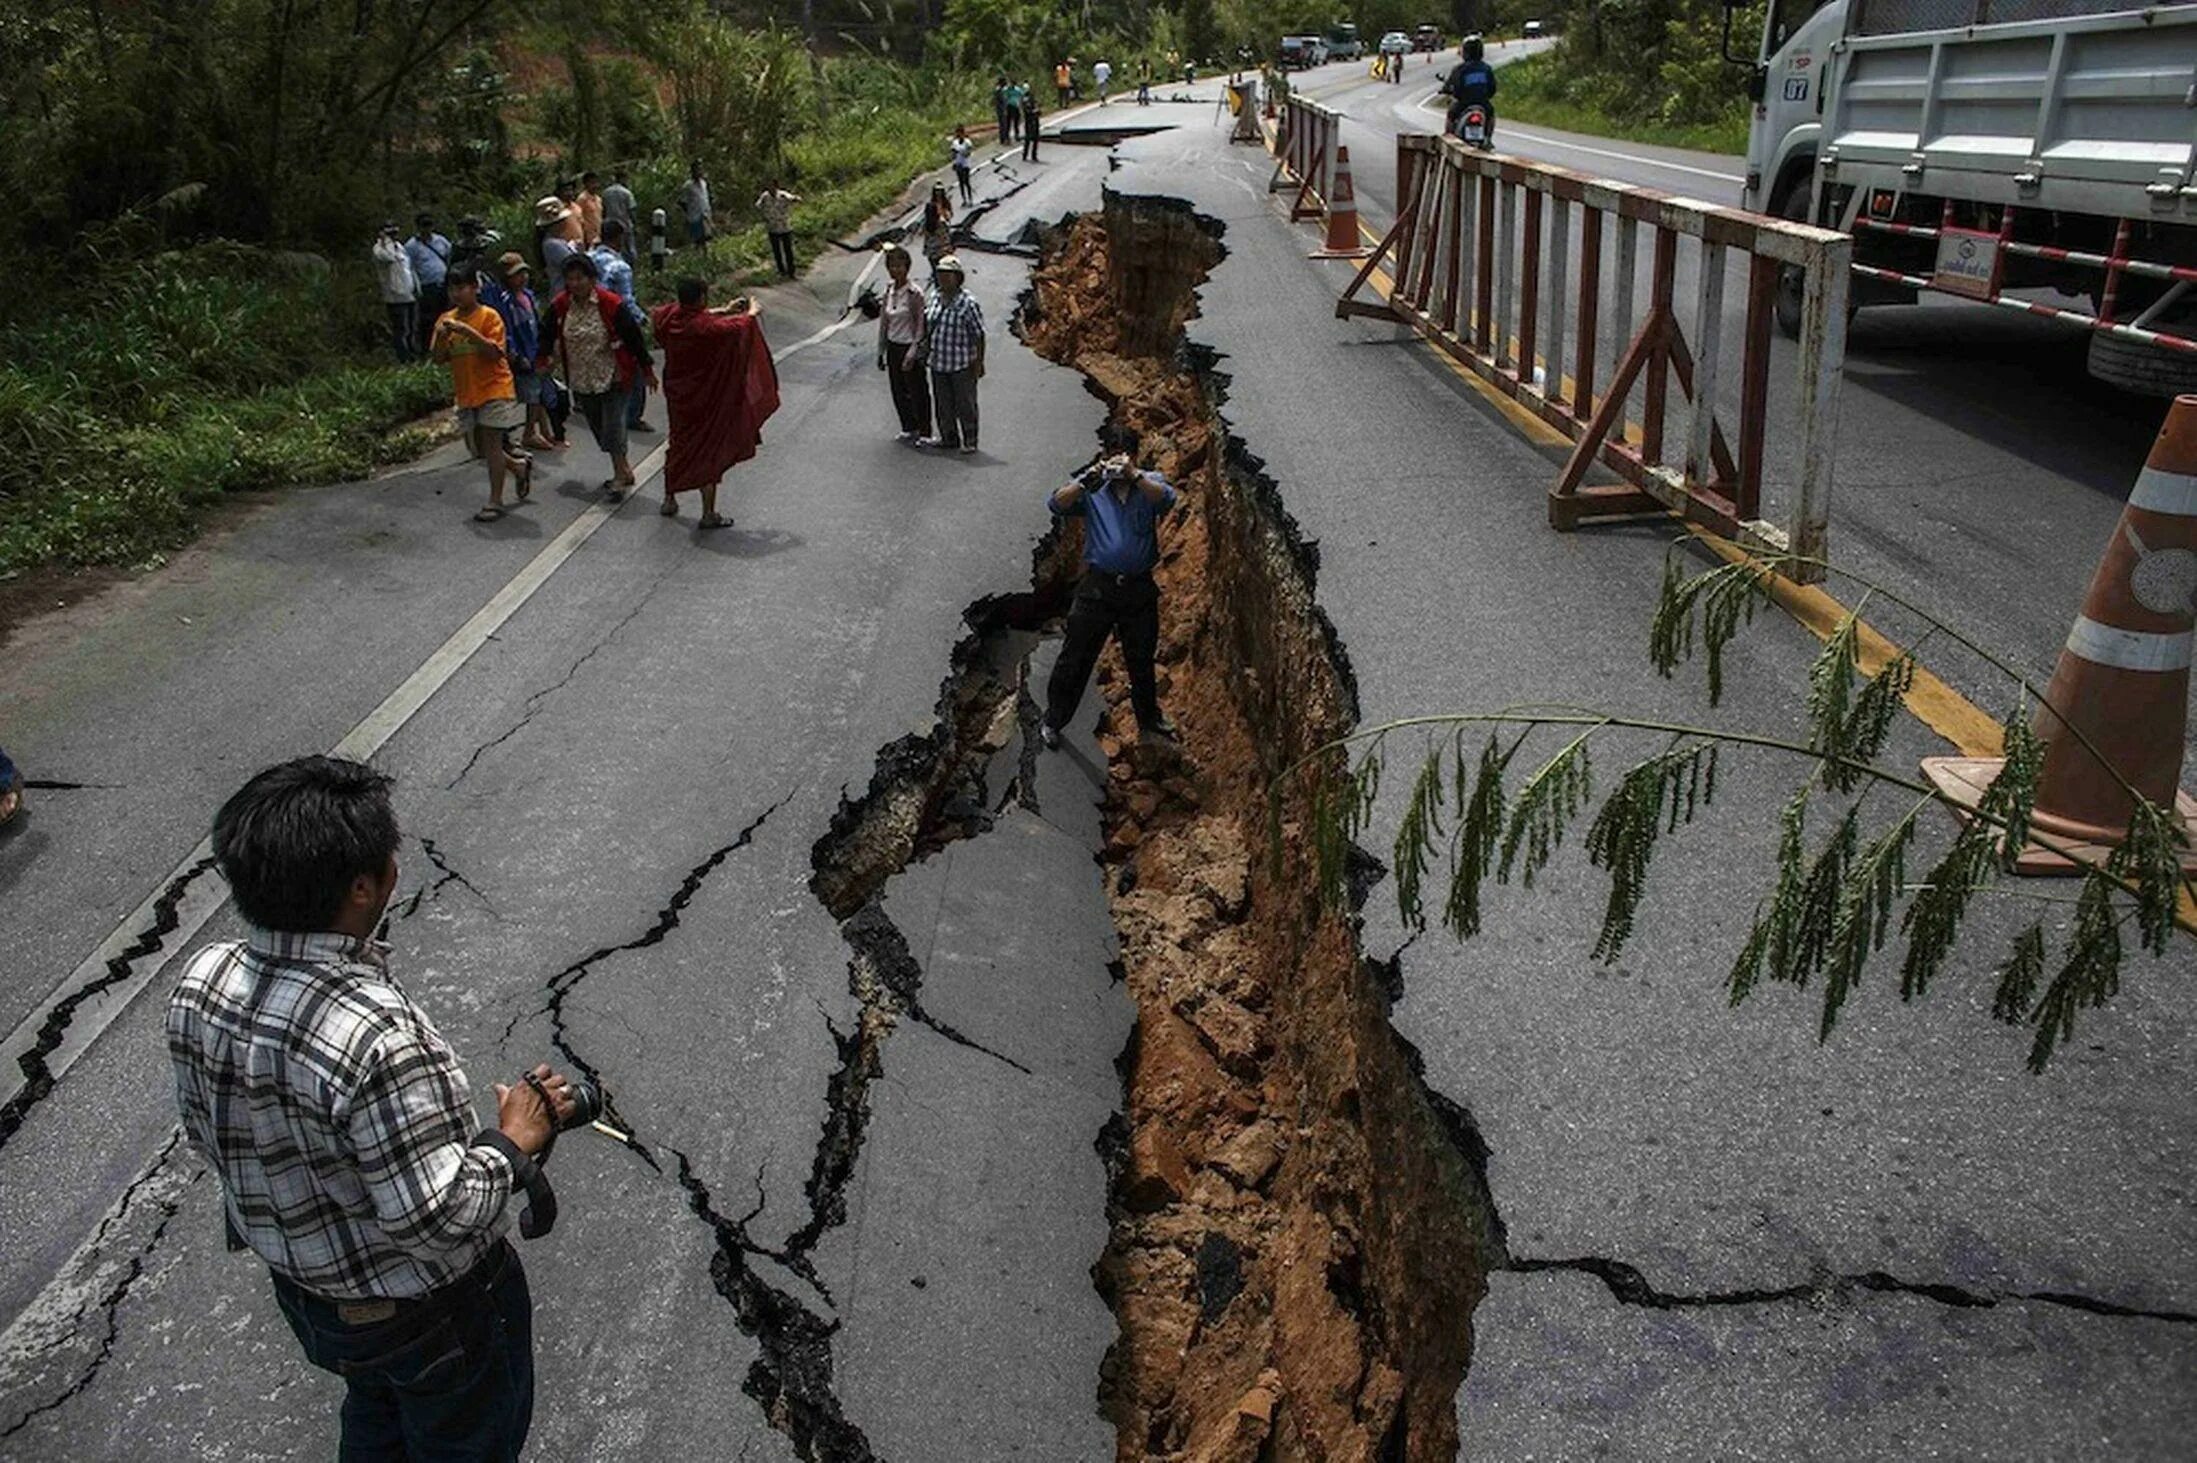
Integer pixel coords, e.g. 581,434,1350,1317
1455,102,1494,150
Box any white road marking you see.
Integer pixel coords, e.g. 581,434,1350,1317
1407,93,1744,185
0,318,855,1125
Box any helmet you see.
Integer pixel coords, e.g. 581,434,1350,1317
1461,34,1484,61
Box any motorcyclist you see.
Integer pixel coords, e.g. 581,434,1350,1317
1441,35,1497,142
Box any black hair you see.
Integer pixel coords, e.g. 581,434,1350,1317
415,212,434,228
563,252,599,280
677,276,708,307
213,756,399,932
582,169,599,182
601,218,627,244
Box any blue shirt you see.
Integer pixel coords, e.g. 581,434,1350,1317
589,244,635,302
481,282,540,371
1053,470,1176,575
405,233,450,288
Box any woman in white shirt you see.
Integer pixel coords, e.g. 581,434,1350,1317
876,244,933,443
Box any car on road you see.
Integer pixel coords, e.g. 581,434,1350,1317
1325,23,1365,59
1379,30,1411,56
1278,34,1329,68
1412,23,1442,51
1522,18,1544,36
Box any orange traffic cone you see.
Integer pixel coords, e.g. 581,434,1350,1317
1924,394,2197,873
1310,144,1373,260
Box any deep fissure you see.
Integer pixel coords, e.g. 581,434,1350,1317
1022,195,1502,1460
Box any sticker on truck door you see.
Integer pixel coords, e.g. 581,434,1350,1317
1933,228,2002,299
1783,76,1809,101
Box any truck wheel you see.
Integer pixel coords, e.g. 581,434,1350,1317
2085,328,2197,398
1771,181,1809,340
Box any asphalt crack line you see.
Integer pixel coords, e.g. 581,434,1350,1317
445,571,672,792
1514,1255,2197,1324
502,793,795,1138
391,833,497,924
0,1133,198,1441
0,857,219,1155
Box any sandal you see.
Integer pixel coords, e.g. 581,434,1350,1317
697,513,731,531
514,457,534,502
601,480,624,503
474,504,505,522
659,496,679,517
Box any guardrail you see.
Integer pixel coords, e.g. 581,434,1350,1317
1270,93,1342,223
1336,134,1853,580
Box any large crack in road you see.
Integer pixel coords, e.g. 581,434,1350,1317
1021,195,1502,1460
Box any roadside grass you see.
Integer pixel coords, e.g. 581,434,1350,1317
1496,51,1751,159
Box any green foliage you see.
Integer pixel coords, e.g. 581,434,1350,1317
1492,46,1753,157
1290,549,2195,1072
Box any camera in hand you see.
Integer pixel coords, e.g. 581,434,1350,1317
512,1071,603,1241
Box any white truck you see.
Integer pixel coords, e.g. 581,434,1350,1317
1734,0,2197,393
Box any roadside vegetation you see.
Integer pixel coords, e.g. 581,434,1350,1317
1495,1,1757,157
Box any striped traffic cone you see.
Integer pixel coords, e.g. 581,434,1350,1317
1924,395,2197,873
1310,144,1373,260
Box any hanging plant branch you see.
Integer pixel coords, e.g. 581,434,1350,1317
1276,550,2193,1073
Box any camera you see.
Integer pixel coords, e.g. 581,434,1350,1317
511,1071,602,1241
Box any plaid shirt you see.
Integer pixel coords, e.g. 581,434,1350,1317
167,929,515,1300
924,288,986,373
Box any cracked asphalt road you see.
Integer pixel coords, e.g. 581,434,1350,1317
0,111,1145,1458
2,65,2192,1462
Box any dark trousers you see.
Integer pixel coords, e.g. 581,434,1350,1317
768,229,796,277
930,366,978,448
386,302,418,362
885,341,932,436
414,283,447,357
1022,127,1040,161
996,107,1015,142
1045,570,1163,733
627,374,649,429
954,164,974,205
272,1242,534,1463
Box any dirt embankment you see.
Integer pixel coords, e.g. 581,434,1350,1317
1020,198,1505,1462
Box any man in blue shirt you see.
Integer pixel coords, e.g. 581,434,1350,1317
588,222,652,433
1442,35,1498,141
404,213,452,359
1042,450,1180,749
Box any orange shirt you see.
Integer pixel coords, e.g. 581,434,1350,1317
436,304,515,408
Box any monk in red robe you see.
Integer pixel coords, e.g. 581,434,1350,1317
650,278,780,529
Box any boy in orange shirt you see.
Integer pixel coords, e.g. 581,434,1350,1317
432,273,533,521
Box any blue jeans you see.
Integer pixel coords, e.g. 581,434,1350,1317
272,1243,534,1462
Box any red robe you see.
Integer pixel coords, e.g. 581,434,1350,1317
650,304,779,495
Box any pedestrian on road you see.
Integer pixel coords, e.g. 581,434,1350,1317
920,183,954,273
923,255,984,454
406,213,452,358
678,159,712,247
602,167,638,262
876,244,931,444
541,252,656,503
1041,449,1180,749
431,273,532,521
949,127,975,206
992,77,1013,142
1055,59,1072,109
1137,62,1153,105
371,222,419,363
591,221,652,432
482,253,560,453
577,170,604,247
1021,88,1043,161
650,277,778,530
0,745,21,828
1093,58,1113,105
168,755,582,1463
536,194,580,276
757,180,801,278
1002,79,1024,142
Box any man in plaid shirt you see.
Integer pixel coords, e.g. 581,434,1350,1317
922,255,987,453
168,755,579,1460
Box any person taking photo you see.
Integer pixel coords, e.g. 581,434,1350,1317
167,755,583,1461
